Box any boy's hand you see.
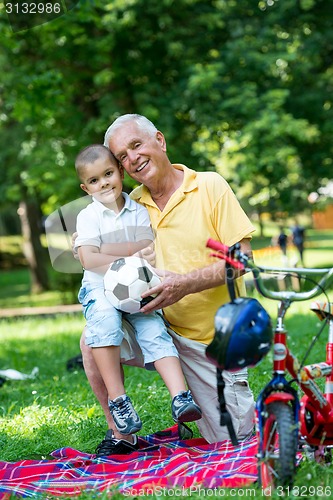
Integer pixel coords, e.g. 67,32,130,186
134,244,156,266
72,232,79,260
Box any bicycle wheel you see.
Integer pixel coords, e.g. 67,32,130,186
259,401,297,489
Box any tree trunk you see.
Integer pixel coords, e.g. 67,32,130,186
18,199,49,293
257,210,265,238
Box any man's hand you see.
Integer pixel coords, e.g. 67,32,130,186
139,238,252,314
139,270,187,313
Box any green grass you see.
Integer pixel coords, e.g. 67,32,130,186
0,314,177,462
1,304,333,499
0,268,63,308
0,267,82,308
1,230,333,498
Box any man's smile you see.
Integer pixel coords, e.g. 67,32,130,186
136,160,149,172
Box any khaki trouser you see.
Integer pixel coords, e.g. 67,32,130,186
119,321,255,443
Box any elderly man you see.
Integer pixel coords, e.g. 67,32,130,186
80,114,255,456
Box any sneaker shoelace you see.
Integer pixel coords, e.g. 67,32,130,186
174,391,191,404
114,398,134,419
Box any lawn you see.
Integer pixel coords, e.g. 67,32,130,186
1,229,333,498
1,305,333,499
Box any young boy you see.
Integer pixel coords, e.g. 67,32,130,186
74,144,201,440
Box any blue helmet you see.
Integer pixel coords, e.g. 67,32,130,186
206,297,272,371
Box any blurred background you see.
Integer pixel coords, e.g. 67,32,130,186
1,3,333,477
1,0,333,310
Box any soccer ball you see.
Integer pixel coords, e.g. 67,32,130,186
104,256,161,313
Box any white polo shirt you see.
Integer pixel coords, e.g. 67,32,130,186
76,192,154,286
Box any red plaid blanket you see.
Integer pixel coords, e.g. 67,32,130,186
0,426,258,498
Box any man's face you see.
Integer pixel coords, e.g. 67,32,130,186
108,122,166,186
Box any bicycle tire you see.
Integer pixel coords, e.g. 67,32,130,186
259,401,297,489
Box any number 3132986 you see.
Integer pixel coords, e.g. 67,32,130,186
5,3,62,15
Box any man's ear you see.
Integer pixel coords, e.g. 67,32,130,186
156,131,167,152
118,164,125,179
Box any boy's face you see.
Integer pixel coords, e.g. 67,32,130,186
80,156,124,208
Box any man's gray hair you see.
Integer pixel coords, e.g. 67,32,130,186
103,114,158,148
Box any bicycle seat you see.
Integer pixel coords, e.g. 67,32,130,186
310,301,333,321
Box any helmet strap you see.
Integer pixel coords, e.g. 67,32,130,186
226,263,237,302
216,367,239,446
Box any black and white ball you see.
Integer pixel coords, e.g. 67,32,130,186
104,256,161,313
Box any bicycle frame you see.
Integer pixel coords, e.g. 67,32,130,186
251,269,333,449
206,238,333,487
296,307,333,447
255,305,300,466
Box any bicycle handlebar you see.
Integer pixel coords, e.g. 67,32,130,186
206,238,333,302
207,238,245,270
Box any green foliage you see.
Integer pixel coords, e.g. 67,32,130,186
184,0,333,214
1,0,333,223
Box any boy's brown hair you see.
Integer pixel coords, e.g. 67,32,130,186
75,144,118,179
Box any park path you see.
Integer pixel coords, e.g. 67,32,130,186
0,303,81,319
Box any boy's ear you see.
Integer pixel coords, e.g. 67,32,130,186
80,183,89,194
118,164,125,179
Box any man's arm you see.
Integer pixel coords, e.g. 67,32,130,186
140,238,252,313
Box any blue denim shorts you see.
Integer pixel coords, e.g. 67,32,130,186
79,285,178,365
79,285,124,347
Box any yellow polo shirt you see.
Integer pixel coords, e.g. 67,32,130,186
131,164,255,344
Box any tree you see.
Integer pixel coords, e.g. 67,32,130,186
180,0,333,222
1,0,333,281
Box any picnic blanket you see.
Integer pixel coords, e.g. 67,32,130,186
0,426,258,498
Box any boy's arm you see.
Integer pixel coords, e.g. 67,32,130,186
78,239,154,274
75,204,155,268
77,245,118,274
77,245,110,274
100,240,155,266
104,205,155,263
100,240,153,257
